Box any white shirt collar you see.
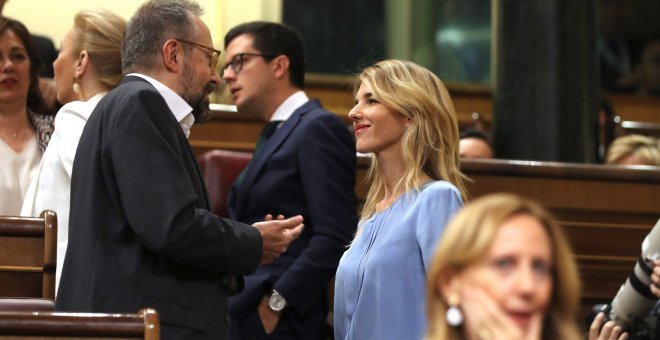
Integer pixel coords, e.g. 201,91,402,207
270,91,309,122
127,73,195,138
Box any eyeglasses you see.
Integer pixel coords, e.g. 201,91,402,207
222,53,277,75
176,39,221,71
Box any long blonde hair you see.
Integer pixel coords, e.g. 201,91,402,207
72,8,126,91
425,193,581,340
356,60,468,220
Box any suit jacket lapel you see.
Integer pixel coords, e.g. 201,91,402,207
183,133,211,210
233,100,319,216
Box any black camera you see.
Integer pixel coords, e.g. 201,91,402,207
586,218,660,339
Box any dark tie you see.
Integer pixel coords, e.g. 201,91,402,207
254,120,282,155
232,120,282,191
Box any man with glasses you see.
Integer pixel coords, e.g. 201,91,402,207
56,2,304,339
223,21,357,340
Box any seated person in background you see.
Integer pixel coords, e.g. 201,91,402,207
459,128,494,159
0,17,52,215
21,7,126,294
425,193,582,340
597,0,638,93
636,39,660,97
606,134,660,166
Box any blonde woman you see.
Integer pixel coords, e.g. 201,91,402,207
426,193,582,340
334,59,467,340
21,8,126,294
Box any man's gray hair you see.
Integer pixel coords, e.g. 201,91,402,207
122,0,204,74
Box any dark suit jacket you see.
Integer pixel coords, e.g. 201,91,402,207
228,99,357,338
56,76,263,340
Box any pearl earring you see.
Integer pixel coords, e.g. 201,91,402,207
446,293,463,327
73,77,81,94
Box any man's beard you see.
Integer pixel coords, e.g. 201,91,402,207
180,62,215,123
191,91,212,123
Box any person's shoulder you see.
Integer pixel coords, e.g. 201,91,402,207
56,98,101,123
419,180,462,200
29,111,54,127
302,101,347,126
113,76,153,91
102,78,158,103
310,104,339,118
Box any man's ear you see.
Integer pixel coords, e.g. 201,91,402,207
272,55,290,80
162,39,180,72
73,51,89,79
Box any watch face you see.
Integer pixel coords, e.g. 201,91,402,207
269,292,287,311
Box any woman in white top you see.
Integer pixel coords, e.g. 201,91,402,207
21,8,126,293
0,17,53,215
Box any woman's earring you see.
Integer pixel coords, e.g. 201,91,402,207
72,77,81,95
446,293,463,327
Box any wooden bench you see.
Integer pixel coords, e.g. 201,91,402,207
0,211,57,300
0,308,159,339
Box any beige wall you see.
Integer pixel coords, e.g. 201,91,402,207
3,0,281,50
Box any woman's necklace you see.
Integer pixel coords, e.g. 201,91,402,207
0,126,33,144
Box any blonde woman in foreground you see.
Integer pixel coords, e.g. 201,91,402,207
426,193,582,340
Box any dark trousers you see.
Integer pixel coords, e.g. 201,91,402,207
229,302,327,340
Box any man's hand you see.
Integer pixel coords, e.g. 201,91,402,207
258,295,281,334
253,215,304,264
650,260,660,299
589,312,628,340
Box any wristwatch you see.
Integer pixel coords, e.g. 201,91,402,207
268,289,287,312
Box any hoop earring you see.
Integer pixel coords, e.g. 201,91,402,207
73,77,81,95
446,294,463,327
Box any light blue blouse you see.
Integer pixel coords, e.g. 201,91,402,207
334,181,463,340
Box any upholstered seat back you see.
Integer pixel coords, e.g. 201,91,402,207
197,149,252,218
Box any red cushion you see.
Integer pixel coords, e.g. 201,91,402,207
197,149,252,218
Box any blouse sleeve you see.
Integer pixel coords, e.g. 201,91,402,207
415,182,463,271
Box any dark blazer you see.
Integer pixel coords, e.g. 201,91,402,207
228,99,357,339
55,76,263,340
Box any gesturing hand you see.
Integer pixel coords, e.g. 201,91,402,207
460,287,542,340
253,214,304,265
